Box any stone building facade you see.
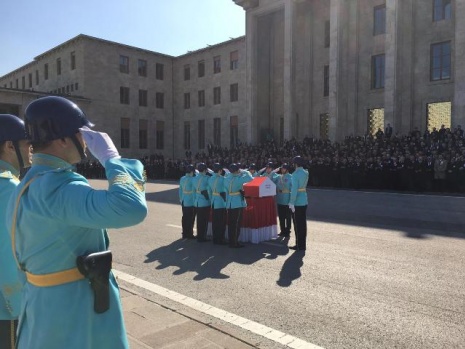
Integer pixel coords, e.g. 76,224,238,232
0,34,246,159
234,0,464,143
1,0,463,158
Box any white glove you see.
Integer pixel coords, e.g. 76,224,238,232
272,167,280,173
288,204,295,213
258,167,266,174
79,126,121,166
207,168,214,174
223,168,230,174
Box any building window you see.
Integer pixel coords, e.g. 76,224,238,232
156,120,164,149
431,41,451,81
367,108,385,136
35,70,39,85
371,54,385,89
324,20,330,48
75,82,79,90
320,113,329,139
433,0,451,21
28,73,32,88
184,64,190,80
156,63,164,80
15,79,18,89
71,84,74,92
138,59,147,77
230,83,238,102
198,119,205,149
374,5,386,35
121,118,130,148
230,116,238,148
139,89,148,107
198,60,205,77
156,92,164,109
214,56,221,74
184,92,190,109
21,76,25,89
120,55,129,73
184,121,191,149
44,63,49,80
139,119,148,149
230,51,238,70
427,101,451,131
213,87,221,105
198,90,205,107
120,87,130,104
214,117,221,146
71,51,76,70
324,65,329,96
9,81,12,88
57,58,61,75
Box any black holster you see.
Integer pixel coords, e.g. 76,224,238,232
239,189,245,199
77,251,112,314
201,190,209,200
219,192,226,201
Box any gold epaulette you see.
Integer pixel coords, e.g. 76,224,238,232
0,170,19,182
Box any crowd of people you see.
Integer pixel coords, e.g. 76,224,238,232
78,124,465,194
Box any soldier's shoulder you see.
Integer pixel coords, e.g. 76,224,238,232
0,170,14,179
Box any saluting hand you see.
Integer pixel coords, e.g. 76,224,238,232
79,126,121,166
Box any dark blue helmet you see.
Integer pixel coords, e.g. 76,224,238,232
281,163,291,170
266,162,274,168
185,164,195,173
0,114,29,142
212,163,222,172
248,163,257,171
293,156,306,166
25,96,94,142
229,163,239,173
197,162,207,172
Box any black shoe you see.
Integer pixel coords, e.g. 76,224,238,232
197,238,211,242
289,245,298,250
185,235,196,239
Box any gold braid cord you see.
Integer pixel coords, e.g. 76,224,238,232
109,173,145,192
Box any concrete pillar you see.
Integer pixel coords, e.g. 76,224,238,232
283,0,294,141
244,9,255,144
384,0,398,133
454,0,465,127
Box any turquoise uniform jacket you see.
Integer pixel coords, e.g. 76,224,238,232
276,173,292,205
208,173,226,209
6,154,147,349
179,174,195,207
223,171,253,209
289,167,309,206
192,173,211,208
0,160,23,320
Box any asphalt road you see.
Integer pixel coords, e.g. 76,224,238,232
91,180,465,349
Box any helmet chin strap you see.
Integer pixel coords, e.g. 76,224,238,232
12,141,24,169
70,134,86,162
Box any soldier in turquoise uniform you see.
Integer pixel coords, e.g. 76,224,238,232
288,156,309,251
223,164,253,248
0,114,32,349
179,164,196,239
261,162,280,182
6,96,147,349
192,163,211,242
276,163,293,237
208,163,227,244
247,163,260,177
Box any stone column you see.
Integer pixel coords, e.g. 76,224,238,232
245,9,255,144
384,0,398,133
283,0,294,141
328,0,343,141
454,0,465,127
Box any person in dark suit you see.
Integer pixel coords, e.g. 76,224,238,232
385,123,393,139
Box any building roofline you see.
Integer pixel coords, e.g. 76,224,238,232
176,36,246,58
0,86,90,102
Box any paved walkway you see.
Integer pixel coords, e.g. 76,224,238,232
121,286,257,349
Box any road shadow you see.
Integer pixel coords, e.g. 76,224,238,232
276,250,305,287
145,187,179,204
144,238,288,281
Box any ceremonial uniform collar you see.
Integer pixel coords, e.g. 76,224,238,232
0,159,20,179
32,154,73,171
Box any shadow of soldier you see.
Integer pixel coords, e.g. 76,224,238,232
276,250,305,287
144,238,288,281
